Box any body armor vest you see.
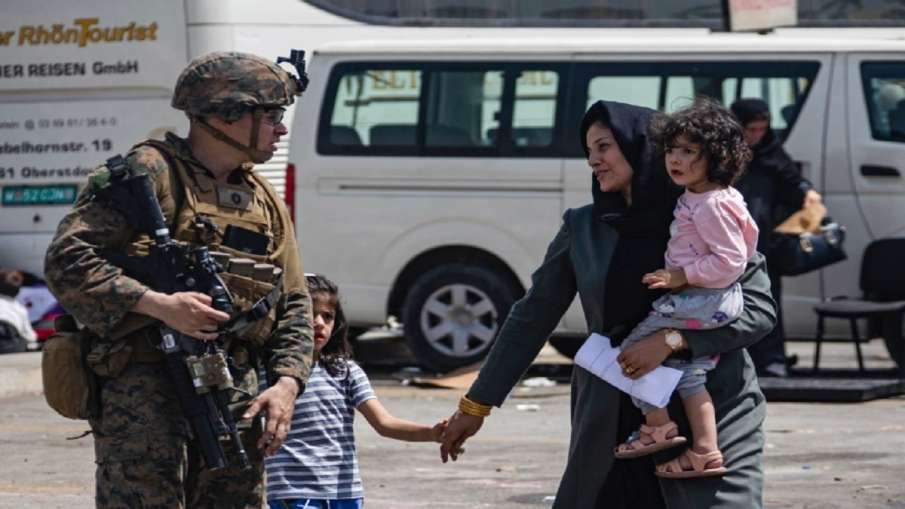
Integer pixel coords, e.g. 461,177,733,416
106,136,301,353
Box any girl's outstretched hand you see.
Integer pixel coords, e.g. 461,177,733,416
430,419,449,443
642,268,687,290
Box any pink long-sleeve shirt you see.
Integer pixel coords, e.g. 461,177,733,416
664,187,759,289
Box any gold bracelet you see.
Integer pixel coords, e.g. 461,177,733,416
458,395,492,417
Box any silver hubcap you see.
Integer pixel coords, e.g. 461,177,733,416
419,284,498,358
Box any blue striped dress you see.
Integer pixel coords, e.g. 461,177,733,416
265,361,376,502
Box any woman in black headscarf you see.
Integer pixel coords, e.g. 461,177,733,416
439,101,776,509
731,98,822,377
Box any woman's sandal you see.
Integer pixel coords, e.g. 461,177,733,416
613,421,688,459
655,449,729,479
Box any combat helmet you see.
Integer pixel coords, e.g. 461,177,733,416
171,51,305,163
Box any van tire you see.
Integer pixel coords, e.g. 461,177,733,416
402,264,518,373
0,323,27,355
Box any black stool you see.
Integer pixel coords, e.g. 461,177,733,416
811,238,905,375
813,301,905,372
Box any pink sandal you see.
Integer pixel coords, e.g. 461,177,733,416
613,421,687,459
655,449,728,479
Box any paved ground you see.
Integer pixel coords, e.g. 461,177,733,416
1,339,905,508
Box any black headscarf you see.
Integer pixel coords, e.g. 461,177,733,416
580,100,677,237
730,98,770,126
579,100,680,342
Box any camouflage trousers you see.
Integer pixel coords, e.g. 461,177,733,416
89,361,265,509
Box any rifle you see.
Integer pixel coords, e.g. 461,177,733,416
93,154,250,471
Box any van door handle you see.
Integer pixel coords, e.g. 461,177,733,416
861,165,901,177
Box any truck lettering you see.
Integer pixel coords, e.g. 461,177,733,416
92,60,139,75
27,62,86,77
0,64,24,78
16,18,158,48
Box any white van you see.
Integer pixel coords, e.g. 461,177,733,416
290,34,905,371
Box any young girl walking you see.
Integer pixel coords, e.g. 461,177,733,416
265,274,447,509
611,98,758,478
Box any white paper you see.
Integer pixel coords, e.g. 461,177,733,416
574,333,683,408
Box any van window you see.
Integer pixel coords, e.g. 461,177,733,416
578,61,819,153
587,76,660,110
320,63,565,156
861,62,905,143
722,76,808,130
512,70,559,147
425,70,502,147
328,68,422,149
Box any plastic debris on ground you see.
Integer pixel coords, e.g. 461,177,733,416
521,376,556,388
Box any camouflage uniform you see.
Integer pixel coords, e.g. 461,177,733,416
44,52,313,509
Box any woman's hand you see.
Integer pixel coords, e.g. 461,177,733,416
803,189,822,207
617,330,675,379
440,411,483,463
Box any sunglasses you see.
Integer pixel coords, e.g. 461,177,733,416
258,108,285,125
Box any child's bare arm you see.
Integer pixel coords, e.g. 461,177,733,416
357,398,447,442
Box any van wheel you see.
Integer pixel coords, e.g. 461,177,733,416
347,326,368,356
402,264,518,373
0,323,27,355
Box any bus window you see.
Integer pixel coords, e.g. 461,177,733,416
328,68,422,148
425,70,503,147
511,70,559,148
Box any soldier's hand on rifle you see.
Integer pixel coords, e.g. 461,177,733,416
243,376,300,456
135,289,230,340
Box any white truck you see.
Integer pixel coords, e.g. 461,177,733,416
0,0,414,277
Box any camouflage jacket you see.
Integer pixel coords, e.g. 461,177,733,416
44,133,313,385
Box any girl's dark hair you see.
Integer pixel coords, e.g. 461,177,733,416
649,97,752,187
306,273,352,377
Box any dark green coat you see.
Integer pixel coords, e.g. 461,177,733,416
469,205,776,509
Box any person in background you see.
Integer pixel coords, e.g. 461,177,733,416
265,274,447,509
0,269,37,353
731,98,822,378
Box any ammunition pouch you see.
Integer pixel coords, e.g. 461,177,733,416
41,315,101,420
220,272,278,347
